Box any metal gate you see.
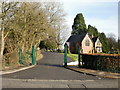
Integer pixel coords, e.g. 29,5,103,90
64,44,82,67
19,45,37,65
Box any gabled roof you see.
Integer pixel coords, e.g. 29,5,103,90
66,33,87,43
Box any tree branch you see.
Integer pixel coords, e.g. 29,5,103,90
4,31,9,39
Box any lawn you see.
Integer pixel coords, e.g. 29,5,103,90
67,54,78,61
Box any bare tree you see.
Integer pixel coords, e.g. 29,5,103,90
43,2,68,49
0,1,18,61
6,2,50,52
0,1,68,66
107,33,118,51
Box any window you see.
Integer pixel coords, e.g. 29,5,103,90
85,39,90,46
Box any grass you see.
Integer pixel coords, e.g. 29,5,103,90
67,53,78,61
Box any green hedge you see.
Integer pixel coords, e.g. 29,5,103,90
80,54,120,73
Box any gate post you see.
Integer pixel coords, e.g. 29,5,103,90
19,48,22,64
32,45,36,65
64,44,67,67
78,48,81,67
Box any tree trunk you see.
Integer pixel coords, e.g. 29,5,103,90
0,28,5,61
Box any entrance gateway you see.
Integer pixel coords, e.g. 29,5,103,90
64,44,81,67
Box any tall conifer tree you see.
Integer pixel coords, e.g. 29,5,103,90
88,25,99,37
71,13,87,35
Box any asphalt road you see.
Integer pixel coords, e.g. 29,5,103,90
2,52,109,80
2,78,119,88
2,52,119,88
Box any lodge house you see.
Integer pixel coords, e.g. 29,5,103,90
66,33,102,54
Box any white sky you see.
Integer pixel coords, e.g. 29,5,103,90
60,0,119,39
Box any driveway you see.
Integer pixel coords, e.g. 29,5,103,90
2,52,110,80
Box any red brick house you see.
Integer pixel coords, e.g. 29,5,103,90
66,33,102,54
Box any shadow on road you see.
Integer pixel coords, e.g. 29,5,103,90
39,63,63,68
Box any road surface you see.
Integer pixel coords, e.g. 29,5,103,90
1,52,119,88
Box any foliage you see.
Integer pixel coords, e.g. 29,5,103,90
80,54,119,73
118,39,120,52
39,40,57,50
22,51,32,66
39,41,46,49
71,13,87,35
6,2,50,52
99,33,110,53
0,2,67,66
1,1,67,52
87,25,99,37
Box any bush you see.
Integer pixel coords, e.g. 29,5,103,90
80,53,119,73
22,51,32,66
2,49,43,70
2,50,19,70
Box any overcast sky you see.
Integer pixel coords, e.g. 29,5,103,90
60,0,119,39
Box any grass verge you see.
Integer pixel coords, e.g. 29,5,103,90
66,53,78,61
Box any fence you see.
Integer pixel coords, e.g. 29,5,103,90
79,53,120,73
19,45,37,65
